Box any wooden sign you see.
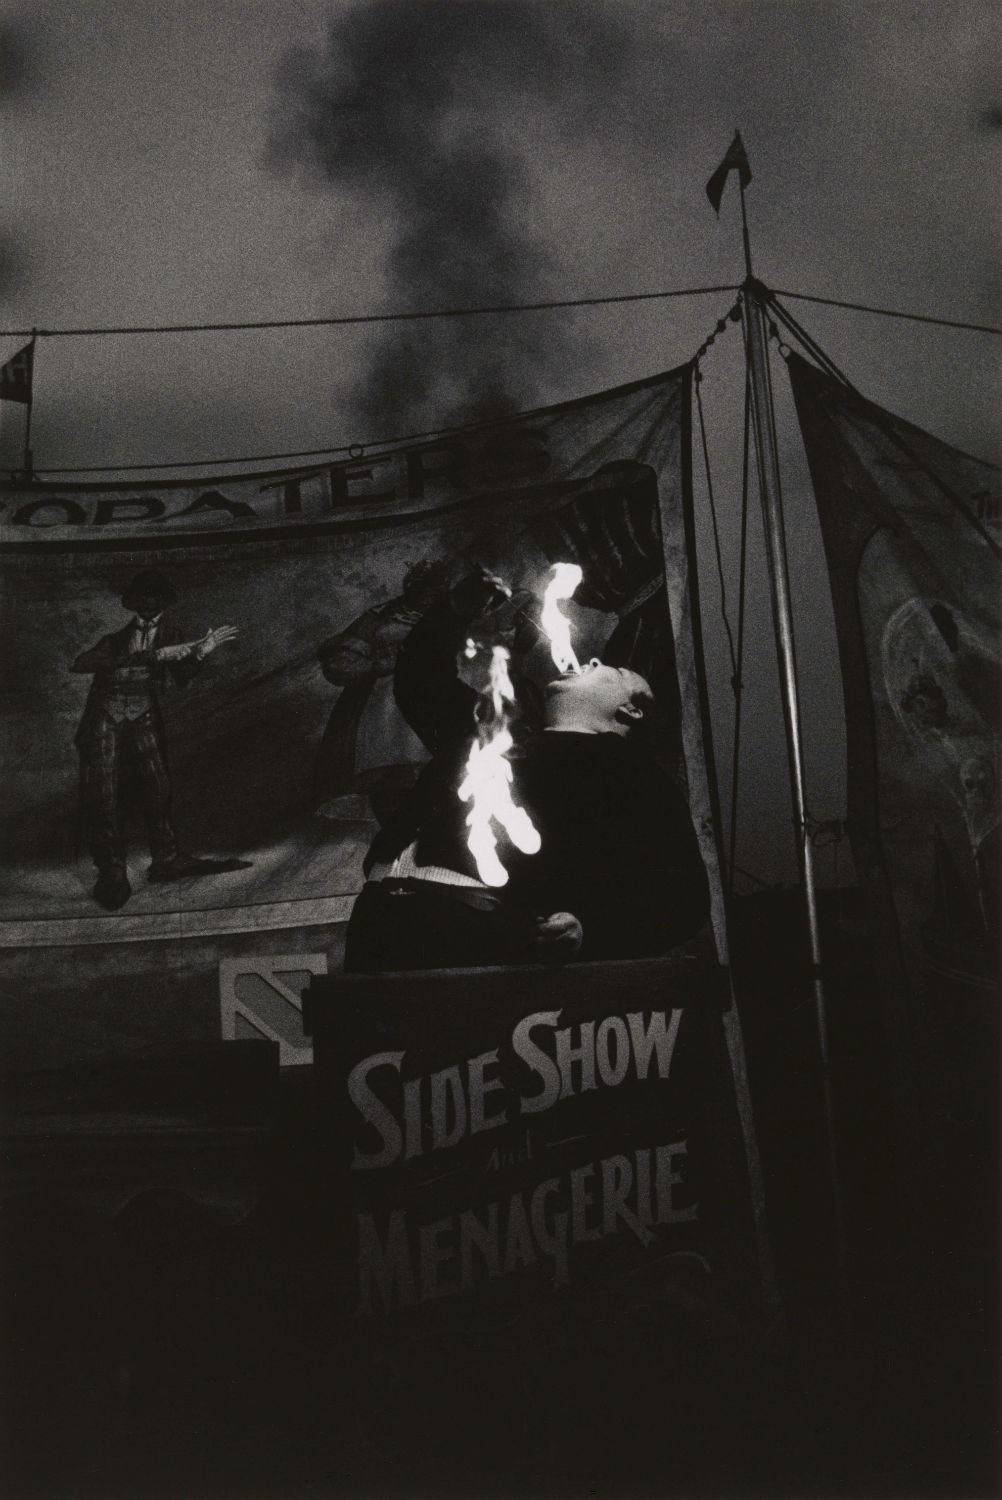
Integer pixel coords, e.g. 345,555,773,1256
305,947,763,1324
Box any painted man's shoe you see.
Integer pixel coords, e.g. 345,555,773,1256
93,870,132,910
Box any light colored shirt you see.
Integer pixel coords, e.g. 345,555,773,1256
368,840,489,890
127,614,162,655
126,614,199,664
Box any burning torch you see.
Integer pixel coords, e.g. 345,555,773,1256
458,563,585,887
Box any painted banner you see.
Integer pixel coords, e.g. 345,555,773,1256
0,363,727,953
789,353,1000,1054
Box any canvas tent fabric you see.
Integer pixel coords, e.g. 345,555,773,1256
788,352,1000,1051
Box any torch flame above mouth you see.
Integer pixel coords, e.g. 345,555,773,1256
540,562,583,674
458,644,541,888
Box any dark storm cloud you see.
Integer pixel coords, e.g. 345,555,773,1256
0,20,34,101
0,228,30,298
0,21,38,304
268,0,632,435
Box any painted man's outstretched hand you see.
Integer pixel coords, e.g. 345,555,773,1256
195,624,239,659
152,626,239,665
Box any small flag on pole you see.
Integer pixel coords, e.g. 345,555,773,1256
706,131,752,215
0,338,35,405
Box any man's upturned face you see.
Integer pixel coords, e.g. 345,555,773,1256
545,660,651,719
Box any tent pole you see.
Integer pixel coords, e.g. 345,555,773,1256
22,331,36,481
739,177,754,280
739,271,850,1303
22,386,34,480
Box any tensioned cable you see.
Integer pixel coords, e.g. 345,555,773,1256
3,285,997,342
770,288,1001,337
0,285,739,340
765,293,856,389
727,359,753,901
694,363,738,684
30,359,716,475
36,435,458,475
729,862,774,892
12,281,996,474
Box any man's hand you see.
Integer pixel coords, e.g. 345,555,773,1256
449,569,512,623
194,624,239,659
534,911,583,960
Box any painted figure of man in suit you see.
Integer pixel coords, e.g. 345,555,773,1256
314,559,453,823
72,569,239,910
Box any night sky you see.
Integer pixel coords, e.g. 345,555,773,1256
1,0,999,884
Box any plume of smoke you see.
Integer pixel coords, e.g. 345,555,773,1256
0,21,33,101
0,229,29,300
0,22,36,302
268,0,631,437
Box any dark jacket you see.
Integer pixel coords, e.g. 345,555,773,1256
71,618,200,746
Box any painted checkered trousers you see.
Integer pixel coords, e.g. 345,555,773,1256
78,708,179,875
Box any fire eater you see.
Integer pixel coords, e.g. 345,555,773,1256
343,571,709,971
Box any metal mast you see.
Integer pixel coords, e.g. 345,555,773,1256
735,179,849,1295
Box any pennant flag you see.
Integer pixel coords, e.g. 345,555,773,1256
0,337,35,405
789,351,1000,1088
705,131,752,214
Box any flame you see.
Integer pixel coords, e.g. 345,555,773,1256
540,562,583,673
464,637,515,718
458,644,541,887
